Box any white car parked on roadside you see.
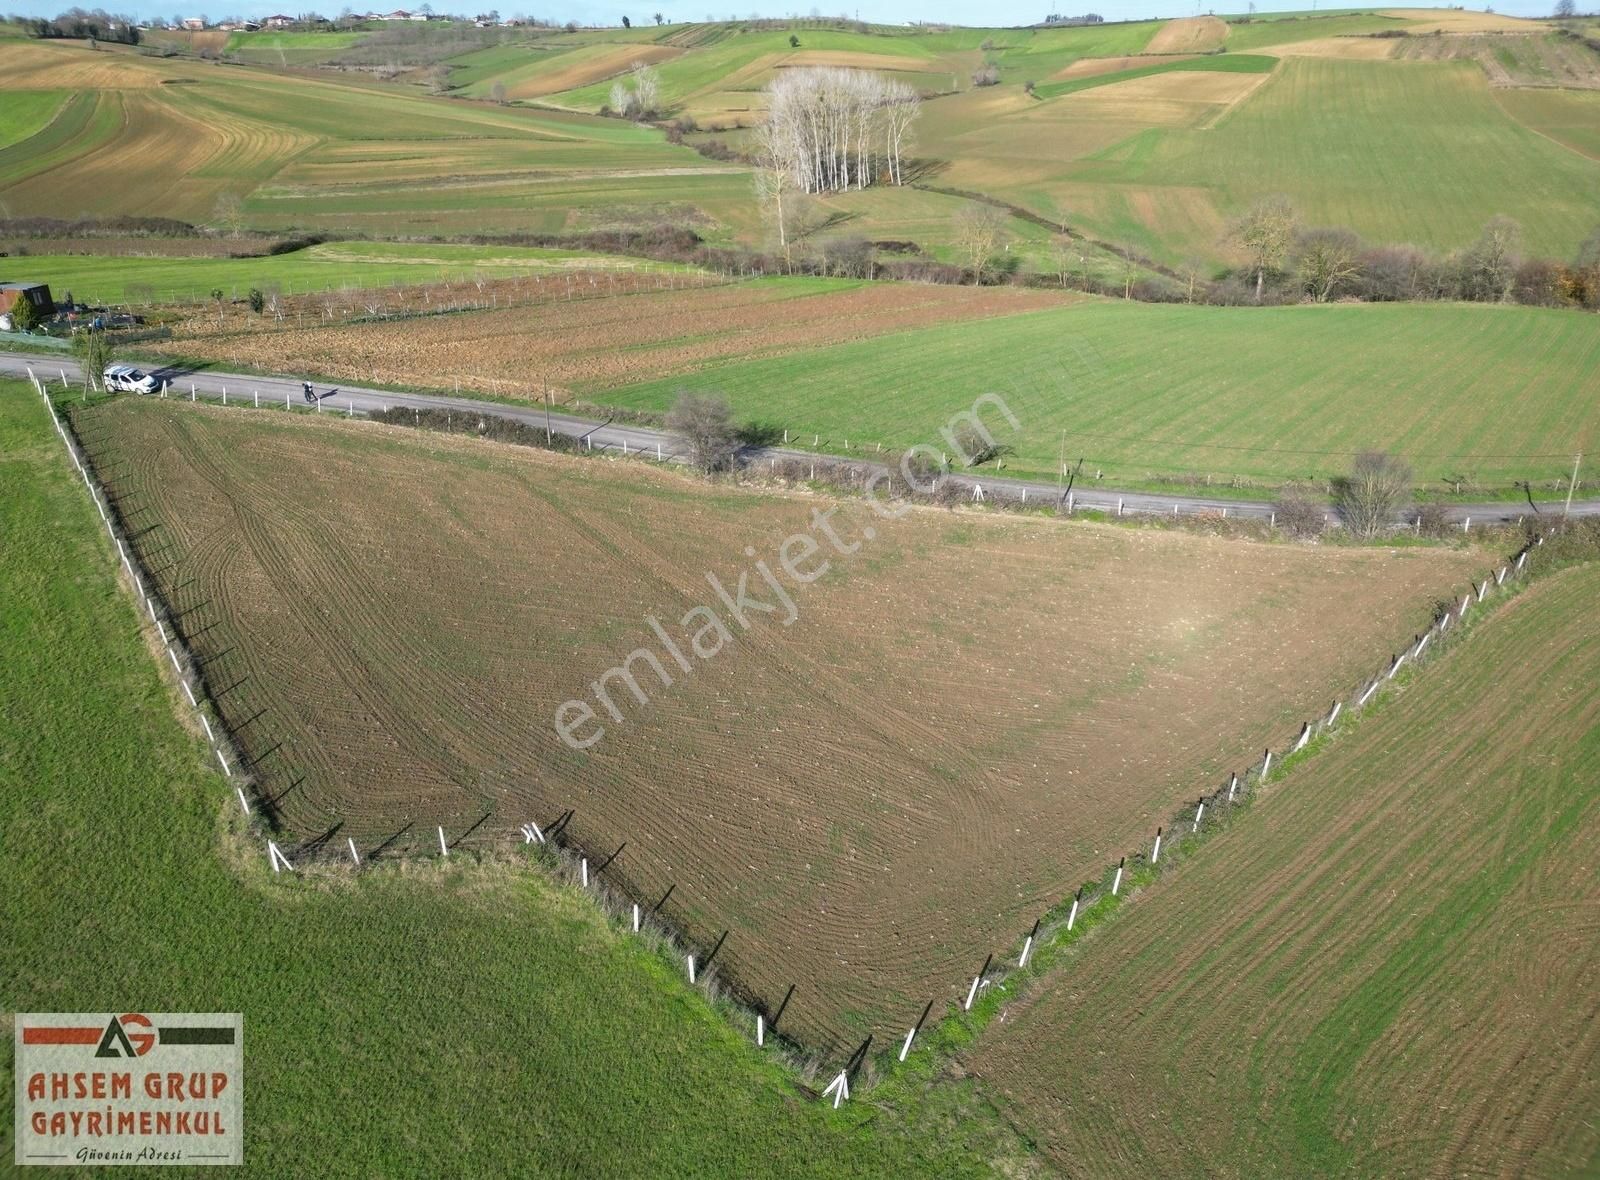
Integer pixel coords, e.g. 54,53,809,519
103,364,158,394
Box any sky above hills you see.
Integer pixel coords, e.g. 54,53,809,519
8,1,1559,26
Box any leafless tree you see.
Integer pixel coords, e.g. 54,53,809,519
212,192,244,238
952,205,1006,284
1228,194,1297,302
1460,214,1521,303
667,393,740,472
760,67,919,195
1295,227,1363,302
1335,451,1413,539
630,60,661,115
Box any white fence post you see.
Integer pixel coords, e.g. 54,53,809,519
1151,826,1163,865
1192,797,1205,832
437,825,448,857
1261,749,1273,780
1066,886,1081,931
1326,699,1341,728
687,955,696,984
757,1014,765,1047
822,1070,850,1109
580,857,589,887
347,836,360,866
1112,856,1125,896
267,841,294,873
1292,721,1311,752
632,903,641,933
1226,771,1239,802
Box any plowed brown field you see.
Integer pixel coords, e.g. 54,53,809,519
86,398,1484,1052
149,277,1077,400
970,561,1600,1177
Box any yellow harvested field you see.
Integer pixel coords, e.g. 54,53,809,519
1145,16,1229,55
1265,36,1401,60
0,41,163,88
1051,54,1182,81
508,44,684,99
1063,70,1271,129
783,49,938,72
1381,7,1549,32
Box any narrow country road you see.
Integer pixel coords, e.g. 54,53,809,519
6,351,1591,525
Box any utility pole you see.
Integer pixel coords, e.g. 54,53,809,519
1565,452,1582,518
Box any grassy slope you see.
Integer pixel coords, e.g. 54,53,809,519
969,551,1600,1176
0,381,1019,1177
1111,57,1600,258
0,88,65,149
599,299,1600,488
16,242,688,305
1032,52,1276,99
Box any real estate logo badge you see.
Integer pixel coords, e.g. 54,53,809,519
14,1013,243,1167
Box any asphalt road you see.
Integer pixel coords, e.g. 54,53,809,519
7,351,1591,525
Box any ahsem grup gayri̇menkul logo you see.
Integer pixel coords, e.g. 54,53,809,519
14,1012,243,1167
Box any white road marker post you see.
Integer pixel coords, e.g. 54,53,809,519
437,825,448,857
1496,566,1507,586
1151,826,1163,865
1192,796,1206,832
1292,721,1311,752
1476,579,1488,602
632,903,641,933
580,857,589,887
1066,887,1082,932
1260,748,1273,780
1326,700,1341,728
1226,772,1239,803
235,786,250,815
756,1014,765,1047
1112,856,1125,896
687,955,696,984
347,837,360,866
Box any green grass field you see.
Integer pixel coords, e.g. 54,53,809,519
1103,57,1600,259
1032,52,1276,100
970,538,1600,1176
598,299,1600,489
15,242,692,306
0,380,1024,1176
221,29,366,65
0,88,64,149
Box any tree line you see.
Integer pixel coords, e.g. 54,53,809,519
10,7,141,42
1221,196,1600,310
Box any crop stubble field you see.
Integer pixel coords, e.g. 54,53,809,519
148,276,1075,397
969,557,1600,1177
85,397,1484,1050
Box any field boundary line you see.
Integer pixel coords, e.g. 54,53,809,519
853,521,1562,1107
26,366,264,828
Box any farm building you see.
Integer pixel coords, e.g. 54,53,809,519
263,14,295,27
0,281,53,325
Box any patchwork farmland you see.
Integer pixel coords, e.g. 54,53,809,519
7,3,1600,1173
83,396,1484,1050
969,551,1600,1177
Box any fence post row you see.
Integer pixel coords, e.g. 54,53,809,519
27,368,255,841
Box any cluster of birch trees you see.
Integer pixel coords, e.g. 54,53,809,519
756,67,920,195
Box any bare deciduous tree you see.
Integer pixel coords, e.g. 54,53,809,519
1228,194,1297,302
952,205,1006,285
667,393,740,472
759,67,919,195
1460,214,1522,303
1295,227,1364,302
1335,451,1413,539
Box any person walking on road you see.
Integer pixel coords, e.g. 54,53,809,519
302,381,316,404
